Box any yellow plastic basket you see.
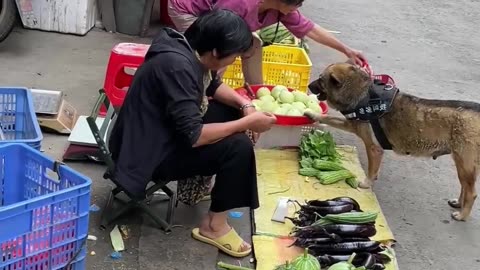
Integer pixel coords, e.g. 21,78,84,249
222,45,312,92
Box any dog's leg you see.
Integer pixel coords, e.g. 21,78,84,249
451,153,478,221
448,188,464,209
356,125,384,188
304,113,357,133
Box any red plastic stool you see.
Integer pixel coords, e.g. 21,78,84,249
100,43,150,115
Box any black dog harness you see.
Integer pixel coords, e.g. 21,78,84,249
340,79,399,150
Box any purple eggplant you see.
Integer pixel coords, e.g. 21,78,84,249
291,228,342,241
340,237,372,242
290,237,340,248
331,197,362,211
321,224,377,238
293,200,355,215
308,241,381,255
306,199,352,207
316,252,377,268
372,263,386,270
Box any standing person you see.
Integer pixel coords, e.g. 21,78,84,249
109,9,277,258
168,0,367,85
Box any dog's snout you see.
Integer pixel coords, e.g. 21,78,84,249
308,80,321,94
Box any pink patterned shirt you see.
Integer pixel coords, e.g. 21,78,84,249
170,0,315,38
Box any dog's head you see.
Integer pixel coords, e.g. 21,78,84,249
308,61,372,111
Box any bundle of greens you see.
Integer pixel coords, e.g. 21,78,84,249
298,130,359,188
257,23,310,54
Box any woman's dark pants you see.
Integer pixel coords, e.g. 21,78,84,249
153,101,260,213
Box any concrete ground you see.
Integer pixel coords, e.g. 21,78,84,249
0,0,479,269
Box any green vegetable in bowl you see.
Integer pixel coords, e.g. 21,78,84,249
272,85,288,99
256,87,271,98
287,108,303,116
279,91,295,104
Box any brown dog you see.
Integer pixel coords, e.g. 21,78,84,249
305,62,480,222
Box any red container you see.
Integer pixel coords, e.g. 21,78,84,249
100,43,150,115
235,85,329,126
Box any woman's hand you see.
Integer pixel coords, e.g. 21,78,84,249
245,111,277,133
344,48,367,66
242,106,261,143
306,24,368,66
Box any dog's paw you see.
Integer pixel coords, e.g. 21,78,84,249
451,211,467,222
358,179,373,189
448,199,462,209
304,111,321,121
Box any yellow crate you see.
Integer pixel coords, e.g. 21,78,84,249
222,45,312,92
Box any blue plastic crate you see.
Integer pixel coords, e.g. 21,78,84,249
0,143,91,270
0,87,43,150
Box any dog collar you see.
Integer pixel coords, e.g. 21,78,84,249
340,80,399,121
340,78,399,150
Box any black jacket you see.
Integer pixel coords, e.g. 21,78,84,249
108,27,221,196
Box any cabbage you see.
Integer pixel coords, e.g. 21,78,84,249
286,108,303,116
292,101,306,111
306,100,322,113
261,101,279,113
272,85,288,99
279,91,295,104
293,91,310,104
260,95,275,103
256,87,271,98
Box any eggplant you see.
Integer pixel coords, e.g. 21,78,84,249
372,263,386,270
361,253,376,268
290,237,340,248
293,202,355,216
291,228,342,241
321,224,377,238
316,252,376,268
374,254,392,264
340,237,372,242
316,254,349,267
286,216,312,227
306,199,352,207
307,241,381,255
331,197,361,211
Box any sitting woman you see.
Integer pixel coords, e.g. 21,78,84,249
168,0,367,84
108,9,277,258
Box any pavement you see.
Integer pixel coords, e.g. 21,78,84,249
0,0,479,269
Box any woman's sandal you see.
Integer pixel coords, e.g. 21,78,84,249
191,228,252,258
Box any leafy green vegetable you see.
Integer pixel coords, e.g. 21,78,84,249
299,130,342,164
298,130,358,188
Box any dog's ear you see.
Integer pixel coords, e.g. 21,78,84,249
329,72,343,88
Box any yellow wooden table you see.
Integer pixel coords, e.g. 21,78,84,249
252,147,398,270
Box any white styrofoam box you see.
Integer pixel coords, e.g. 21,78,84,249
15,0,97,35
255,124,327,149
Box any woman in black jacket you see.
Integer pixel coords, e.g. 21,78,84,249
109,9,277,257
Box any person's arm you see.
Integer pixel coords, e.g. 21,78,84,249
281,11,366,65
161,58,252,147
306,24,350,55
212,82,253,110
